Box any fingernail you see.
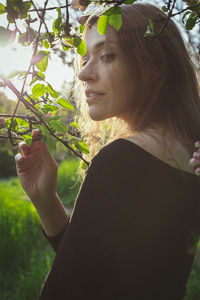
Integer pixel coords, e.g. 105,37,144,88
195,168,200,176
193,152,200,158
189,158,198,167
195,141,200,148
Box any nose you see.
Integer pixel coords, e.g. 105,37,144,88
78,61,98,82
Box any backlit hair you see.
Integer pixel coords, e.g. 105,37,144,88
74,2,200,162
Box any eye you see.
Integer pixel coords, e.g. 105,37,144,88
82,60,88,67
81,53,115,68
101,53,115,63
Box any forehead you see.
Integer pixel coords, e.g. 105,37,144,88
84,25,119,54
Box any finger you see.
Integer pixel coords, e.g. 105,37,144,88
15,153,26,168
195,141,200,149
193,152,200,159
39,141,58,168
195,167,200,176
189,157,200,168
32,129,42,142
18,142,30,157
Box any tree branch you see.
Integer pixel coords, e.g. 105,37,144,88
0,75,89,166
154,0,177,39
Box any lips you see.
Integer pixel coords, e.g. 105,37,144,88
85,89,105,98
86,93,104,104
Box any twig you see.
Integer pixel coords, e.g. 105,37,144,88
0,135,23,140
154,0,177,39
0,75,89,165
171,3,200,17
29,5,69,12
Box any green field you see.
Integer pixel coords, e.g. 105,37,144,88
0,158,200,299
0,158,80,300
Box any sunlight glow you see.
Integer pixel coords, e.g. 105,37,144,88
0,43,74,100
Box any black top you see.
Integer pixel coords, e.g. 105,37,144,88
39,138,200,300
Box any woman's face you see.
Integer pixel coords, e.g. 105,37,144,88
78,24,138,122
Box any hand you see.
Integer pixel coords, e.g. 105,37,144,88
189,141,200,176
15,129,58,204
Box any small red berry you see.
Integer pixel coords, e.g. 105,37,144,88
46,111,52,117
0,118,6,129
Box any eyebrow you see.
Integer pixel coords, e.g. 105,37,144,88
82,40,117,59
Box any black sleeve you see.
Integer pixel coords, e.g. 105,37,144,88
39,151,121,300
42,224,68,252
42,153,114,252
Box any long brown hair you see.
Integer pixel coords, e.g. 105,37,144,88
74,3,200,160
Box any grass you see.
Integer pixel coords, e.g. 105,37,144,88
0,178,54,299
57,157,81,207
0,158,200,299
0,158,81,299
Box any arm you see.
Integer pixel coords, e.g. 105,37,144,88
15,130,69,237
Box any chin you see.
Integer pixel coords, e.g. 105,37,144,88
88,109,111,121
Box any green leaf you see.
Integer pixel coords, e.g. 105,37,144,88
182,11,191,24
32,83,46,97
81,160,88,171
6,118,18,132
46,84,59,98
186,13,197,30
36,54,49,72
80,24,85,34
70,122,79,129
16,118,29,127
108,7,122,31
57,7,61,14
36,71,45,80
49,120,67,134
33,51,50,72
97,15,109,35
52,17,62,33
74,140,89,154
23,133,32,146
144,25,153,37
6,1,19,22
42,104,58,115
62,45,71,51
40,125,49,137
77,39,87,56
41,39,49,49
46,135,56,156
57,97,74,111
20,1,32,19
148,18,154,33
7,70,22,79
74,37,87,55
162,6,168,13
108,13,122,31
0,3,6,14
124,0,137,4
0,26,15,46
30,78,37,86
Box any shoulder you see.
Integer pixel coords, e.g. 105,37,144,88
93,138,138,163
87,138,141,179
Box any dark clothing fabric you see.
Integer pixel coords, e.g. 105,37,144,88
39,138,200,300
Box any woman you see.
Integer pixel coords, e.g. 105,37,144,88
15,3,200,300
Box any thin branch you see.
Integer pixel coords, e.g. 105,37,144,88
29,5,69,12
30,0,50,37
154,0,177,39
171,3,200,18
0,114,36,121
0,75,89,166
0,135,23,140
